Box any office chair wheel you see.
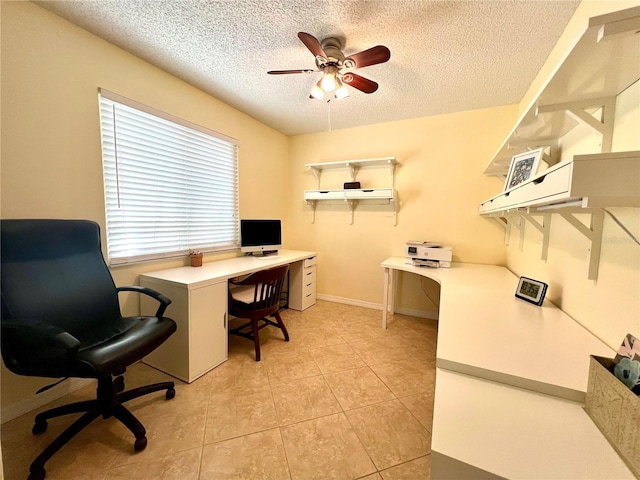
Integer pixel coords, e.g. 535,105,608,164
134,436,147,452
32,419,48,435
28,467,45,480
166,388,176,400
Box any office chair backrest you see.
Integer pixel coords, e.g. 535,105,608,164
1,219,122,346
230,264,288,315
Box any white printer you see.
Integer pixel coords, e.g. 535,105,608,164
405,241,452,268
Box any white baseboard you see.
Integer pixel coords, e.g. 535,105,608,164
316,293,382,311
316,294,439,320
1,377,93,424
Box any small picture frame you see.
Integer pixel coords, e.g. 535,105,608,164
504,148,544,191
515,276,547,306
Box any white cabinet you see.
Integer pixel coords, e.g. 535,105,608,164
140,278,227,383
304,157,398,224
289,255,317,311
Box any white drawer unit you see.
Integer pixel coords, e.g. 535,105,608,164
304,188,394,201
478,151,639,281
289,255,317,311
479,151,640,214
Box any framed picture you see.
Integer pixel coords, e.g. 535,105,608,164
503,148,544,191
515,276,547,306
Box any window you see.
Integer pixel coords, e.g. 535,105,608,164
98,89,239,265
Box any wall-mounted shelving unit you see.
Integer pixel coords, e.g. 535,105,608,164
483,7,640,177
304,157,398,225
479,6,640,281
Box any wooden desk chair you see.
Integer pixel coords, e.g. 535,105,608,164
228,264,289,361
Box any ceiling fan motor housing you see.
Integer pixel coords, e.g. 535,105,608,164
317,37,345,67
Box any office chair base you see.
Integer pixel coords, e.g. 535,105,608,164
28,375,175,479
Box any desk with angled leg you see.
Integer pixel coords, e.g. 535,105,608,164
380,257,633,479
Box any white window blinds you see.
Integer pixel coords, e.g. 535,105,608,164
98,89,239,265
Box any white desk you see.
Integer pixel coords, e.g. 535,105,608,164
140,250,317,382
380,257,633,479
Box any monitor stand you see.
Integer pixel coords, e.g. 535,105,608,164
248,250,278,257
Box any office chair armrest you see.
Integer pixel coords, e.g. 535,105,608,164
1,319,81,360
117,286,172,317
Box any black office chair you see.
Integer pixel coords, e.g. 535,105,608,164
0,219,178,480
228,264,289,361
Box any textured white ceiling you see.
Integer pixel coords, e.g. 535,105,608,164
35,0,580,136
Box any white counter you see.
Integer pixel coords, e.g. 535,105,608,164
380,258,633,479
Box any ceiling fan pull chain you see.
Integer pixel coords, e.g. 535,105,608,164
327,99,332,132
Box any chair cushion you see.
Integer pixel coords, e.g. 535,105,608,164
76,316,176,377
230,284,263,305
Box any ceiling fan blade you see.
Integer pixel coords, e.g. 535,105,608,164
342,73,378,94
298,32,327,59
268,69,316,75
345,45,390,68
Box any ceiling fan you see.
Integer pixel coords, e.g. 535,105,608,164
268,32,390,101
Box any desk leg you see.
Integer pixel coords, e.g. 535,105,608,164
382,267,395,329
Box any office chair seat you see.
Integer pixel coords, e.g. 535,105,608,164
1,219,178,480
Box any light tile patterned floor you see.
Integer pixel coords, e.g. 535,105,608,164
1,301,437,480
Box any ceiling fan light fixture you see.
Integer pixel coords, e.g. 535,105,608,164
320,72,337,92
334,84,349,100
310,83,324,100
320,65,339,92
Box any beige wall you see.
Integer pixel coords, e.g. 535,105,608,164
287,106,515,312
0,2,288,411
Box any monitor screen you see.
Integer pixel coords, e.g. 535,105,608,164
240,219,282,254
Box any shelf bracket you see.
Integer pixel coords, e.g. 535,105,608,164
559,210,604,281
308,167,321,189
489,216,511,246
346,199,356,225
387,159,397,188
536,97,616,153
391,198,398,226
345,163,359,181
306,200,317,224
509,215,526,251
522,212,552,261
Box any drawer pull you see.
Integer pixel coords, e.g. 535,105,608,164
306,293,313,298
319,190,330,194
363,189,374,192
533,175,547,185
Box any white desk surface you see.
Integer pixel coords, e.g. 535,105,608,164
382,258,631,479
380,258,614,401
140,250,317,289
432,368,634,480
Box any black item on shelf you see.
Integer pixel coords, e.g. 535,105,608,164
344,181,361,189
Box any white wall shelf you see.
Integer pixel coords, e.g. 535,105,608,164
306,157,397,187
480,151,639,280
478,5,640,282
304,157,398,225
483,6,640,177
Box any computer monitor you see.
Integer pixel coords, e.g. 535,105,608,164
240,219,282,255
